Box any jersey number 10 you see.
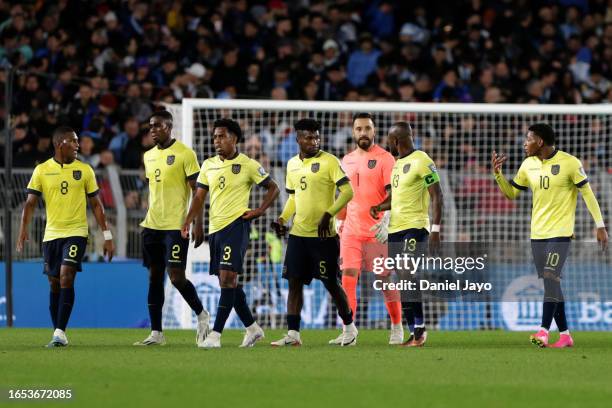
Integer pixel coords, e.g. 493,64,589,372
539,175,550,190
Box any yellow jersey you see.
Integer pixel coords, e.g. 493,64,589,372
388,150,440,233
512,150,588,239
197,153,270,233
285,150,349,237
141,139,200,230
26,158,99,241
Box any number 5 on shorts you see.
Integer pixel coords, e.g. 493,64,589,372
319,261,327,275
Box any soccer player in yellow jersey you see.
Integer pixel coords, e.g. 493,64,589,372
17,126,114,347
183,118,279,348
270,118,357,347
371,121,443,347
134,110,210,347
493,123,608,348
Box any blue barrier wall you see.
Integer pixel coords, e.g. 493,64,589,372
0,262,149,328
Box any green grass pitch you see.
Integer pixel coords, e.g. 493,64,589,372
1,329,611,407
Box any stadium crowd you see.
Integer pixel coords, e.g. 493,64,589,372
0,0,611,170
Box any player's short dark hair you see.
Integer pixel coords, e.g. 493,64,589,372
52,126,76,145
213,118,243,142
390,121,413,138
528,123,555,145
294,118,320,133
149,109,173,124
352,112,375,126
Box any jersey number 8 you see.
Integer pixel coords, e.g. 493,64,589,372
60,181,69,195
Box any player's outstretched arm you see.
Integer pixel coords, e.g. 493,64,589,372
579,182,608,251
243,179,280,220
89,195,115,261
16,193,38,253
428,182,444,253
491,151,522,200
182,186,208,240
188,179,205,247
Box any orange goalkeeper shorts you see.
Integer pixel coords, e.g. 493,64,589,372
339,234,388,274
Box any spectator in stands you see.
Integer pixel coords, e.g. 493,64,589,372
346,33,381,87
77,134,100,168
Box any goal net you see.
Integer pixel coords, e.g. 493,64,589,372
163,99,612,332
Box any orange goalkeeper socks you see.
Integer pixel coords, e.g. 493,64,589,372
384,300,402,325
341,275,358,318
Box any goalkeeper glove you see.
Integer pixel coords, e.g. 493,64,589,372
369,211,390,244
335,219,344,235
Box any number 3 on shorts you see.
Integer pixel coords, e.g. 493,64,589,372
223,246,232,261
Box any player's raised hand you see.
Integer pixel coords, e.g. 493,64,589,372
596,227,608,252
103,239,115,262
491,150,507,174
318,212,332,239
192,221,205,248
16,229,29,253
270,219,287,238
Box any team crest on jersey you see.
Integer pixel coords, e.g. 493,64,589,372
403,164,411,173
368,159,377,169
428,164,438,173
72,170,82,180
232,164,242,174
311,163,320,173
166,155,175,165
551,164,560,175
258,166,266,176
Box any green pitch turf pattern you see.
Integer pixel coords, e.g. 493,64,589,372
1,329,611,408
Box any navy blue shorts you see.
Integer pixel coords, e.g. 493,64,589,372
42,236,88,277
531,237,571,279
388,228,429,257
388,228,429,300
142,228,189,270
209,217,250,275
283,235,340,285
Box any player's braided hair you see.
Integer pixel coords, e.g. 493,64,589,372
213,118,243,142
